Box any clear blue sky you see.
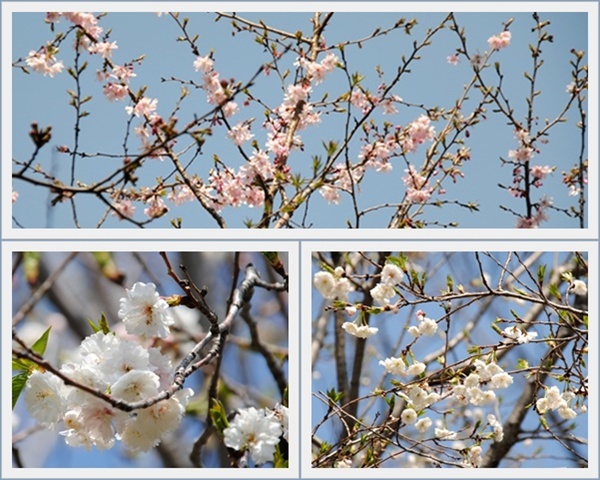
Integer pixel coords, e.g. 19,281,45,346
10,10,588,228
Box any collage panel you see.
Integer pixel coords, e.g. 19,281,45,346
4,4,596,234
5,243,299,478
304,242,597,478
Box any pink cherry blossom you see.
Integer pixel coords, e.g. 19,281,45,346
530,165,554,180
168,184,197,206
193,54,214,73
88,41,118,59
248,150,274,179
222,101,239,118
447,54,460,65
103,83,128,102
112,199,136,219
508,146,534,162
320,185,341,204
25,49,64,77
143,196,168,218
126,97,158,118
111,65,137,82
487,31,512,50
407,115,435,145
227,123,254,146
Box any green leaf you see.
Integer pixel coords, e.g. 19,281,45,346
547,283,562,301
273,444,288,468
446,274,454,292
385,254,407,271
88,318,101,334
537,264,546,286
88,313,111,334
326,388,344,404
31,326,52,356
23,252,41,285
12,358,32,372
209,399,229,436
12,372,29,409
98,312,111,334
516,358,529,370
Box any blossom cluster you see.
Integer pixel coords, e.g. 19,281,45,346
502,325,538,344
313,267,354,300
223,405,289,465
370,262,404,305
451,359,513,407
407,309,438,337
23,282,192,452
487,30,512,50
536,386,578,420
319,112,437,205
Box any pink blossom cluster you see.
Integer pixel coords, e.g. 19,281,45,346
143,193,169,219
487,31,512,50
202,149,276,212
403,165,434,203
87,41,118,59
508,146,534,162
529,164,554,186
356,114,435,175
228,122,254,146
194,54,238,117
447,53,460,66
99,65,137,102
405,115,436,151
208,166,266,211
48,12,104,48
258,53,337,170
515,196,552,228
350,88,378,114
319,163,365,204
42,13,142,109
167,181,201,206
111,198,136,220
204,150,275,211
126,97,158,118
262,82,320,161
25,47,64,77
294,52,339,84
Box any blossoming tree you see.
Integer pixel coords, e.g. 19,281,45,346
11,11,588,228
312,250,588,468
12,251,289,468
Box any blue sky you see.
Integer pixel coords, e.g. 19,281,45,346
10,10,589,228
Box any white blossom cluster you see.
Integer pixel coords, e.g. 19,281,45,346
370,263,404,305
536,386,578,420
407,310,439,337
313,267,354,300
23,282,193,452
502,325,538,344
223,405,289,465
118,281,174,338
380,356,426,377
451,359,513,407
